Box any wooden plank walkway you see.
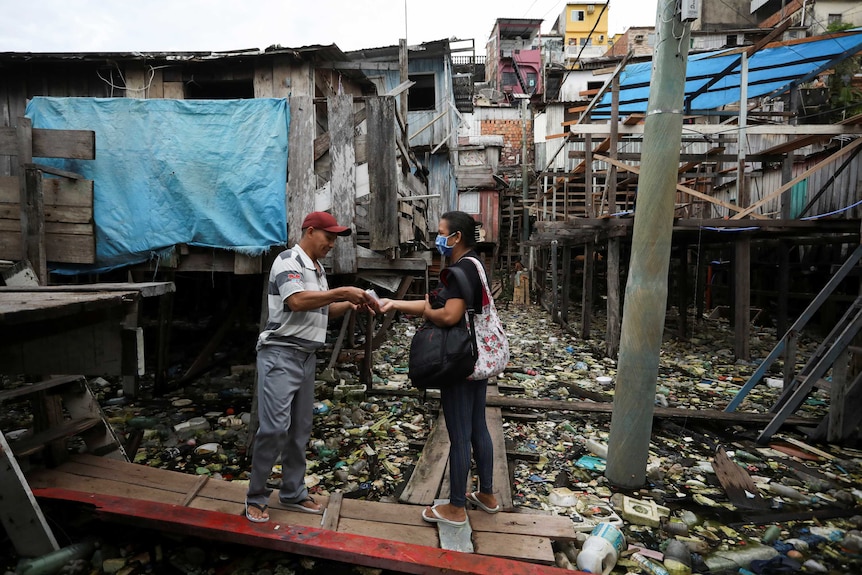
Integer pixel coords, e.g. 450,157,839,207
400,384,514,510
26,454,580,572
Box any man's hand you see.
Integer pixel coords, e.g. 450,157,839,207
340,286,372,305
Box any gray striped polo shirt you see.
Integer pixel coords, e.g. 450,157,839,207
257,245,329,351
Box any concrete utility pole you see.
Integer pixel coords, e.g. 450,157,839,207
520,96,530,261
606,0,694,488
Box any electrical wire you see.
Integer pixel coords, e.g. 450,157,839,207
800,197,862,220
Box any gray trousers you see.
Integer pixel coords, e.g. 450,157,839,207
246,344,316,507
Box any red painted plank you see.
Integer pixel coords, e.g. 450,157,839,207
35,488,579,575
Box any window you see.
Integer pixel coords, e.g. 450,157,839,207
502,71,518,88
459,191,479,214
571,10,585,21
526,72,537,88
580,37,592,46
726,34,738,47
408,73,436,111
828,13,843,26
186,80,254,99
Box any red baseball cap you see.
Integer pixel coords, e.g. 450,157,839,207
301,211,351,236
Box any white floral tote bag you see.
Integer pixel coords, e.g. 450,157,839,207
464,257,510,380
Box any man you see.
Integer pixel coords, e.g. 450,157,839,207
245,211,376,522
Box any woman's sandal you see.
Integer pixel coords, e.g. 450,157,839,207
245,501,269,523
422,504,468,527
466,492,500,514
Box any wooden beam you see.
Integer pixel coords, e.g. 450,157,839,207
287,96,315,246
0,127,95,160
317,61,401,71
329,94,357,274
593,153,761,218
566,124,862,136
367,97,399,251
23,167,47,283
731,137,862,219
314,108,367,161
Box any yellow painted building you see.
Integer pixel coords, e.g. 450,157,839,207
558,1,610,52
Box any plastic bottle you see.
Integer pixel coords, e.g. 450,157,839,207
761,524,782,544
663,539,692,575
585,438,608,459
15,539,96,575
576,522,626,575
768,483,807,501
704,545,778,572
632,552,669,575
661,518,689,537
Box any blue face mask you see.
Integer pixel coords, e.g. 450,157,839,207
435,232,457,257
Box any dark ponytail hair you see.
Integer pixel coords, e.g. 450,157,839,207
441,211,477,248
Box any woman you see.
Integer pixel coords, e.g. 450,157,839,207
379,211,500,526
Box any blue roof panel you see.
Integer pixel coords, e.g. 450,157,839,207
593,29,862,117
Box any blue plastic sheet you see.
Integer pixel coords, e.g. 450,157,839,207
25,97,290,273
593,29,862,117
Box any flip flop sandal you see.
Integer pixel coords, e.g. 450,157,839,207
280,495,324,514
245,501,269,523
466,492,501,514
421,504,468,527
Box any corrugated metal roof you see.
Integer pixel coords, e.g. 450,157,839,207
592,29,862,118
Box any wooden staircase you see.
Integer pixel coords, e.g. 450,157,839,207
0,375,127,557
724,244,862,444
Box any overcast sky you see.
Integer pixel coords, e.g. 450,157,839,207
1,0,659,55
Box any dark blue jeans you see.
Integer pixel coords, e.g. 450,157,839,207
440,378,494,508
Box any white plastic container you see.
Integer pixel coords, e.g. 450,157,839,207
585,438,609,459
576,522,626,575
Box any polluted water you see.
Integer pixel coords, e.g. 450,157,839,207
3,302,862,574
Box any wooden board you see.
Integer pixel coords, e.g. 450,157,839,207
337,517,439,548
367,96,399,251
399,413,449,505
712,446,771,509
286,95,315,247
486,386,514,511
329,94,357,275
27,455,559,567
0,175,95,263
0,127,95,159
473,532,554,565
34,487,564,575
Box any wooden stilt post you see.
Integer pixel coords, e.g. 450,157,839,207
550,240,559,323
695,241,706,323
581,242,594,339
734,237,751,360
606,237,621,358
561,245,571,325
678,243,689,340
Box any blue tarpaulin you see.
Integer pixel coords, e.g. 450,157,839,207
592,29,862,118
25,97,290,273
